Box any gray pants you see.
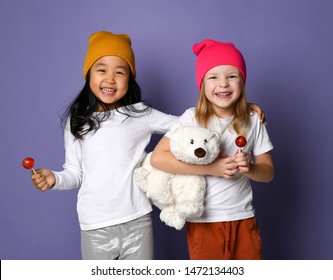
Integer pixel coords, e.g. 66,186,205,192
81,213,154,260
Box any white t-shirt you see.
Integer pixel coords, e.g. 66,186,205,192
52,102,177,230
166,108,273,223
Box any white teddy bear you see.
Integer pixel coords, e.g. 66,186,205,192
134,124,220,230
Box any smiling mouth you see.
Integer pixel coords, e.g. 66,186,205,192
215,92,231,97
101,88,116,96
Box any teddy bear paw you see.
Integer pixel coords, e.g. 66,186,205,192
176,203,204,218
160,208,185,230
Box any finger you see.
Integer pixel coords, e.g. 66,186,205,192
227,156,237,162
37,180,48,191
238,167,250,173
226,161,238,169
234,155,246,164
223,170,237,179
234,154,244,161
260,114,267,125
32,175,43,185
239,157,251,168
225,165,238,174
31,176,40,187
40,184,50,192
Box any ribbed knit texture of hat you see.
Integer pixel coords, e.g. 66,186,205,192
83,31,136,79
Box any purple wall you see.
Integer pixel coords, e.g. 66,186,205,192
1,0,333,259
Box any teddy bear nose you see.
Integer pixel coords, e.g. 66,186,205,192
194,148,206,158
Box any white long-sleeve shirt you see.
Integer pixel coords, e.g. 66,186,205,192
52,103,177,230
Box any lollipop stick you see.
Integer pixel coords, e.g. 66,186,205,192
31,168,36,174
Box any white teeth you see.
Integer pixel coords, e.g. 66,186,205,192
102,88,115,93
217,92,230,96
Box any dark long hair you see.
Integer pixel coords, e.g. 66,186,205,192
62,71,151,139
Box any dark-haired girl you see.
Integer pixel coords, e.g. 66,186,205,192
30,31,177,260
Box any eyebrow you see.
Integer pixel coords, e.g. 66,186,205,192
115,66,128,71
207,71,239,76
94,63,128,70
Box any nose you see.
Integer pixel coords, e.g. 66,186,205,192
194,147,206,158
219,77,229,87
105,74,115,84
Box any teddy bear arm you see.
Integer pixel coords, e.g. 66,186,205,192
146,171,174,206
133,167,150,192
172,175,206,218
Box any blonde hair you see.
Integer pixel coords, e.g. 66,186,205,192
195,77,250,135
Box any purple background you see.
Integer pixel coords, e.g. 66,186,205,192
1,0,333,260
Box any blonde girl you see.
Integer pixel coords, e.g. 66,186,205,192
151,39,274,259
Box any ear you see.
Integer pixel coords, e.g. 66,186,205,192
211,131,220,141
170,123,183,136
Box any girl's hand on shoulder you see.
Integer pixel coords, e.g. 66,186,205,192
209,154,238,179
248,103,266,124
234,151,251,173
31,168,55,192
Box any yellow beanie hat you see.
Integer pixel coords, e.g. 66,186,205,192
83,31,136,79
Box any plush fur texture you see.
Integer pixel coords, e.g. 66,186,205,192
134,124,220,230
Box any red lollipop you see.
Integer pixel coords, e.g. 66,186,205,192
235,136,247,152
22,157,36,174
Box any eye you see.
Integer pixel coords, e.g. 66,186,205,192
190,139,194,144
97,69,106,73
208,76,217,80
204,139,208,144
116,71,125,75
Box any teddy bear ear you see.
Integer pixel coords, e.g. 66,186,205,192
170,123,183,135
211,131,220,141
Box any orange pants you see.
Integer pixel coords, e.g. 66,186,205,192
186,217,262,260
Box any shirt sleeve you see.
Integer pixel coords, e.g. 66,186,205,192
165,108,197,137
52,119,83,190
148,108,178,134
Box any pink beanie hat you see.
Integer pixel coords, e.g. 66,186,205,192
193,39,246,90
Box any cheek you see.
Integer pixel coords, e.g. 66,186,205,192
234,81,242,92
89,81,100,96
122,83,129,92
204,85,215,98
203,82,212,94
119,78,129,92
